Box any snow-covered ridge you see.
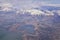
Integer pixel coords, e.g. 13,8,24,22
17,9,55,16
0,3,60,16
25,9,44,15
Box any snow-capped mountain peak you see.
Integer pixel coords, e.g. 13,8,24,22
0,3,14,11
25,9,44,15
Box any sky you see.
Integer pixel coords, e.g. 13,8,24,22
0,0,60,4
0,0,60,9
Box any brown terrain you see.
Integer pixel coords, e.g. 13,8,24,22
0,10,60,40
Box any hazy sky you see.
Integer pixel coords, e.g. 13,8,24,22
0,0,60,9
0,0,60,4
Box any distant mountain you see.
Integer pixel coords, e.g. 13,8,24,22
0,5,60,40
34,6,60,11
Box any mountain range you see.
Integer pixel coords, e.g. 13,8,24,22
0,5,60,40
